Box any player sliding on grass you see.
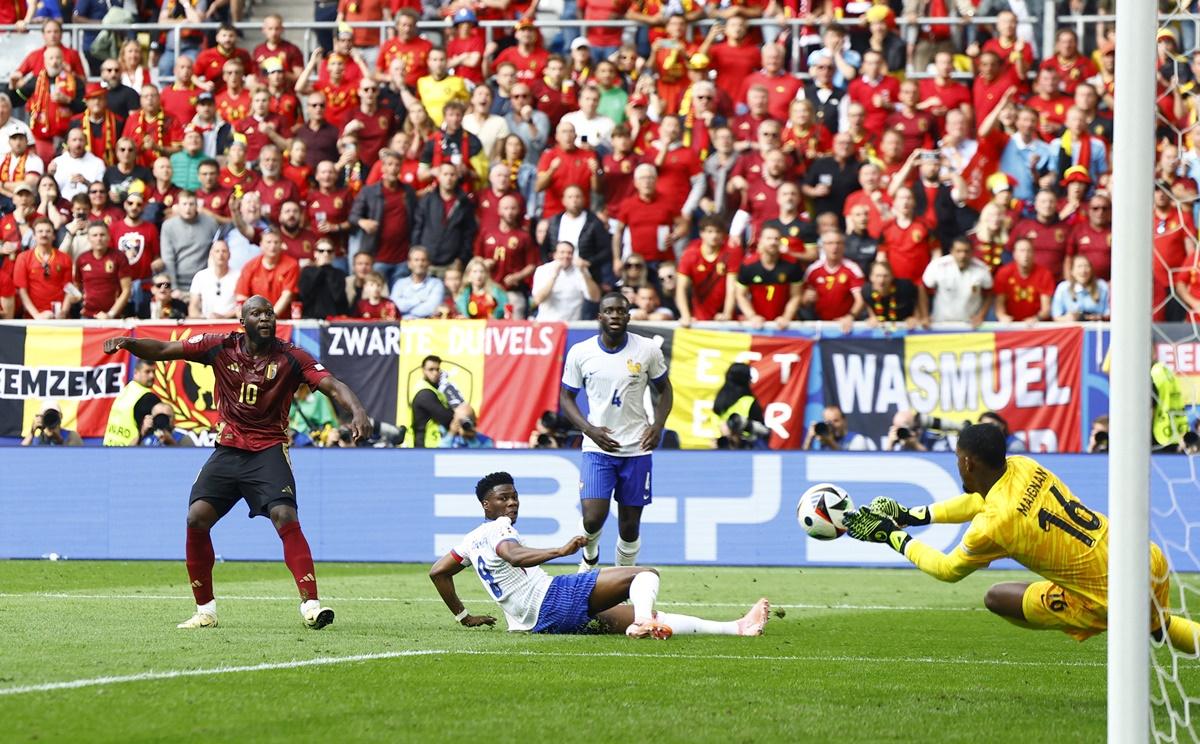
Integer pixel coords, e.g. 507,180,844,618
104,295,371,630
429,471,769,638
843,423,1200,651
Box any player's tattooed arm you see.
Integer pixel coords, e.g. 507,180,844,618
102,336,191,361
317,376,372,443
429,553,497,628
496,535,588,568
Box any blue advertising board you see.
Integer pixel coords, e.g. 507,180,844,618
3,450,1198,572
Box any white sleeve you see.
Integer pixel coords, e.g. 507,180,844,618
921,261,938,289
646,342,668,382
979,265,994,290
562,343,583,390
450,535,472,566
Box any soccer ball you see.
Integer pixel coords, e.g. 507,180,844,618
796,483,854,540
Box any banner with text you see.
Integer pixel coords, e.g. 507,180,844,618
665,328,814,449
0,325,128,437
320,322,400,426
394,320,567,447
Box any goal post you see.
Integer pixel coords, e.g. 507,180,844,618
1109,0,1156,741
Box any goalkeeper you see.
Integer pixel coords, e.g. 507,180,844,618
843,423,1200,651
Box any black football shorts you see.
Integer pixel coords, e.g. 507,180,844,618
190,444,298,519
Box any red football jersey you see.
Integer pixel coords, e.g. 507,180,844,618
180,333,331,451
802,259,865,320
74,248,130,317
1010,217,1070,278
1066,222,1112,280
109,219,160,281
677,241,742,320
994,262,1055,321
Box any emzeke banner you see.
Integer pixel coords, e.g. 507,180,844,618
0,325,128,437
394,320,567,447
666,328,814,449
136,324,293,445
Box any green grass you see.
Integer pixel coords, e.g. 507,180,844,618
0,560,1193,743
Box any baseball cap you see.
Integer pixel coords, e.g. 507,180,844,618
12,181,33,194
1060,165,1092,187
687,53,710,71
337,22,354,39
262,56,284,74
197,91,215,103
628,93,649,107
84,82,106,99
986,172,1017,195
9,129,27,140
514,16,534,30
570,36,590,51
1158,28,1177,44
451,7,477,24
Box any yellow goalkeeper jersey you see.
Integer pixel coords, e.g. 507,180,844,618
908,456,1109,604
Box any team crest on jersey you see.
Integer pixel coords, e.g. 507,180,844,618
104,259,114,272
334,197,343,209
626,359,642,375
266,362,278,380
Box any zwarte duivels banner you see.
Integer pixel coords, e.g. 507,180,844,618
320,322,400,427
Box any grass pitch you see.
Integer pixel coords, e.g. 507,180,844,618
0,560,1189,743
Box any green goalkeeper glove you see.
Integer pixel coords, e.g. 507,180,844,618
866,497,931,527
843,509,912,554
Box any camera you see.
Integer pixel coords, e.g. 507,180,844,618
438,373,465,409
460,417,476,433
152,413,171,432
895,427,912,441
336,416,406,447
916,414,969,432
41,408,61,430
813,421,830,437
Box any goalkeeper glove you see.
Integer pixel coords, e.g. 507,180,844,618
843,509,912,554
866,496,931,527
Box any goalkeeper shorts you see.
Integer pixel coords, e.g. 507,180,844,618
1021,543,1171,642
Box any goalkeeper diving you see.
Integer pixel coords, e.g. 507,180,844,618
843,422,1200,651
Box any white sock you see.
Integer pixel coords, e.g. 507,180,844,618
581,518,602,563
198,600,216,615
300,598,320,615
629,571,659,623
615,536,641,566
656,611,739,635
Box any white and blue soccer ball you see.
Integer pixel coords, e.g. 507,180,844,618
796,483,854,540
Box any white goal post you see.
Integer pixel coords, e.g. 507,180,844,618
1109,0,1156,741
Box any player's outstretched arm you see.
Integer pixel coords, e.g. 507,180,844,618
843,509,985,583
429,553,496,627
496,535,588,568
103,336,191,361
866,491,984,526
316,376,372,442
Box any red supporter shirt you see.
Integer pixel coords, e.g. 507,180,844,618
537,146,597,219
345,108,398,166
601,153,637,205
13,247,72,313
1027,94,1071,136
122,112,185,168
1040,55,1097,95
232,114,283,162
215,89,252,124
160,83,201,126
640,144,701,211
378,37,434,88
781,124,832,169
982,38,1034,75
317,80,358,129
109,219,159,281
737,258,802,319
677,241,742,320
355,297,400,319
376,183,411,264
1066,222,1112,280
219,166,260,193
194,47,256,91
972,68,1023,125
885,111,935,159
732,112,769,143
338,0,384,47
266,91,301,132
742,178,781,240
614,192,677,264
306,188,352,247
447,32,486,84
847,75,901,136
580,0,629,47
1154,209,1194,320
475,189,525,235
709,40,761,90
917,78,971,117
279,228,320,263
1010,217,1070,278
198,186,233,220
879,217,935,285
532,78,578,129
993,262,1055,321
475,226,538,285
252,177,300,221
843,190,891,239
253,41,305,77
494,46,550,84
803,259,864,320
75,248,130,317
738,72,803,122
18,46,85,78
179,333,331,451
236,254,300,305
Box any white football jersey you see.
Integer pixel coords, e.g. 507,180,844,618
451,517,553,632
562,333,668,457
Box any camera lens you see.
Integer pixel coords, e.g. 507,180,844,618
152,413,171,431
42,409,61,429
896,427,912,440
1094,431,1108,445
813,422,829,436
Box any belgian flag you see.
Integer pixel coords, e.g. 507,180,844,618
0,326,129,438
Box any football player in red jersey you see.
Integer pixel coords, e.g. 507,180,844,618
103,297,370,630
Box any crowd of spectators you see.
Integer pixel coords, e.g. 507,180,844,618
0,1,1183,328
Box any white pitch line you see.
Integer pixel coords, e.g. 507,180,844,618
0,650,447,697
0,647,1104,697
0,592,983,612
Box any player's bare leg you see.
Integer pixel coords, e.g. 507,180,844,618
588,567,769,638
269,504,333,629
579,497,611,572
179,500,223,629
984,582,1038,629
615,504,643,566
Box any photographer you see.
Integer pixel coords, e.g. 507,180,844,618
411,354,471,448
886,410,961,451
440,406,495,449
528,410,570,449
979,411,1027,453
21,403,83,447
804,405,873,451
713,363,768,450
138,403,195,447
329,410,406,448
1088,415,1109,454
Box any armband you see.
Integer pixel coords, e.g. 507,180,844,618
454,608,469,623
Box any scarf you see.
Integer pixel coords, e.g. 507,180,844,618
870,285,901,321
1060,129,1092,178
0,151,29,182
83,110,119,164
28,70,75,138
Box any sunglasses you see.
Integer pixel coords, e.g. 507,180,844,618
154,281,171,288
308,102,326,107
125,199,143,206
315,247,333,254
90,189,106,194
626,262,645,268
694,94,712,99
42,262,50,278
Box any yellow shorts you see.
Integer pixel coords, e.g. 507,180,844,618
1020,543,1171,642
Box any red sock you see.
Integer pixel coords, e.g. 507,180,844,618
185,527,215,605
278,521,318,601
